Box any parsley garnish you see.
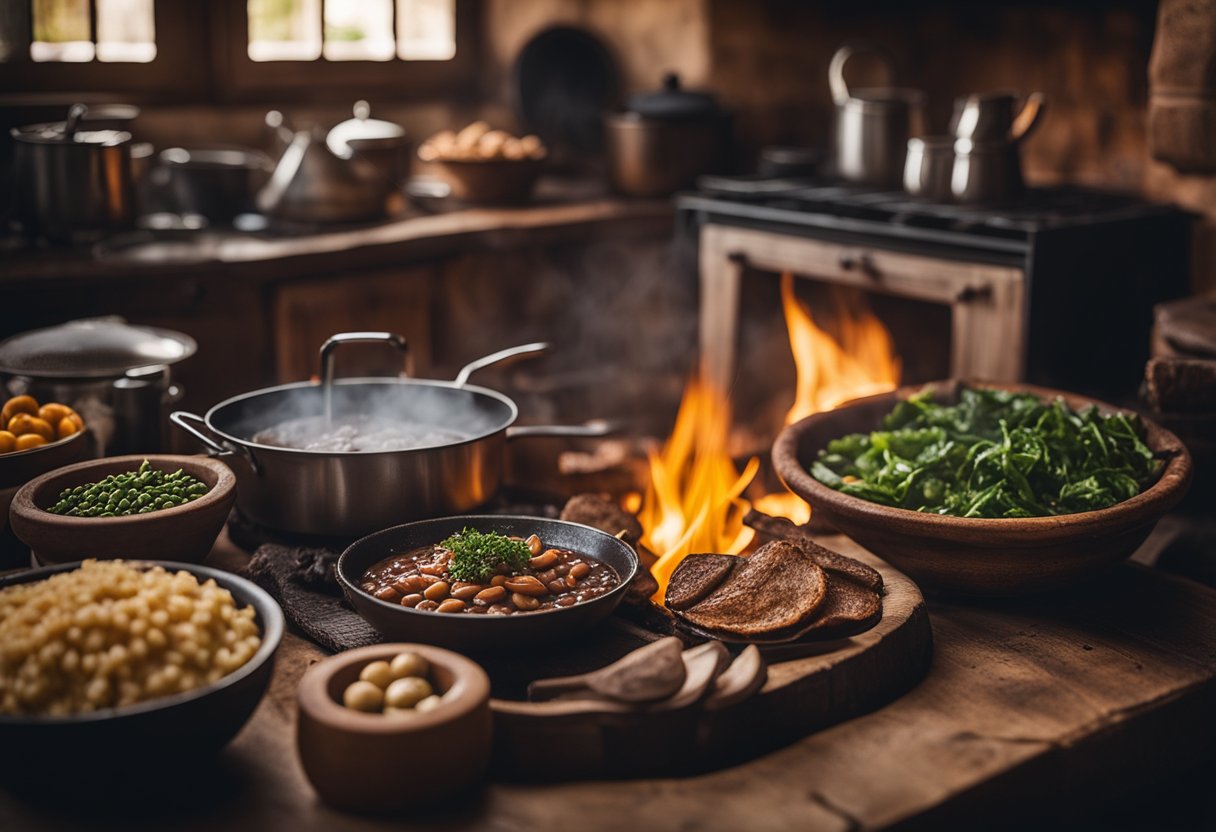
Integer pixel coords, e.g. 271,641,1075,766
443,527,531,582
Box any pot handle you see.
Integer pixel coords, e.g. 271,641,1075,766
1010,92,1047,143
170,411,262,475
829,44,894,105
319,331,409,385
455,342,551,387
506,419,618,440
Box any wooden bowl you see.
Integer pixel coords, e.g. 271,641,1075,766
337,515,640,652
425,157,544,204
772,381,1193,597
297,643,492,813
0,429,92,536
9,454,236,564
0,560,283,790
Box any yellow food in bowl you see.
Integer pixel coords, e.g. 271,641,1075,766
0,560,261,716
0,395,85,454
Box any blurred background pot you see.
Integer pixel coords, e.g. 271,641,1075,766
605,73,731,197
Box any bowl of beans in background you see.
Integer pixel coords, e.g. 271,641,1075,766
337,515,640,651
297,643,492,813
0,559,283,790
9,454,236,564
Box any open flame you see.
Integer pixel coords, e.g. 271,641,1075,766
635,273,902,597
752,273,902,523
637,377,758,601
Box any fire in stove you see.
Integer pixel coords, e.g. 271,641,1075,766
636,272,901,599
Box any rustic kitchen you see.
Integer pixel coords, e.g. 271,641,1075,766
1,1,1215,829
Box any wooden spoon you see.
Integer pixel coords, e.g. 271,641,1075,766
648,640,732,712
528,637,686,703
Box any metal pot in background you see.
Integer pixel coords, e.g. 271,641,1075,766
10,103,135,244
950,91,1047,204
830,45,924,188
257,127,388,223
0,318,195,457
326,100,411,188
604,73,732,197
903,135,955,200
153,147,274,223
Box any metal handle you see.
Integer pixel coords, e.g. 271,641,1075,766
829,44,894,105
506,419,619,440
63,103,88,138
170,411,261,474
839,252,881,279
1010,92,1047,143
455,342,551,387
955,285,993,303
319,331,409,385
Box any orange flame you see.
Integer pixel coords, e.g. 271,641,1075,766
754,273,902,523
637,377,758,601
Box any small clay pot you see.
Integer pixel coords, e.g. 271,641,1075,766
296,643,492,813
9,454,236,564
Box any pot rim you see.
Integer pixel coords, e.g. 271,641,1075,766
202,377,520,458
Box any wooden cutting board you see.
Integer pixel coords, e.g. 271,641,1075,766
489,548,932,778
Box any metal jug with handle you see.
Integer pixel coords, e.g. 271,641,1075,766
830,45,924,188
950,91,1047,204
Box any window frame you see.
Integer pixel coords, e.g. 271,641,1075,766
0,0,480,106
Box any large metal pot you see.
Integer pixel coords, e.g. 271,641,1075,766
10,103,135,244
171,334,612,537
0,318,194,457
604,73,731,197
830,45,924,188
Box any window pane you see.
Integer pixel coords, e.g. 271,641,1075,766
397,0,454,60
248,0,321,62
96,0,155,62
31,0,94,62
323,0,394,62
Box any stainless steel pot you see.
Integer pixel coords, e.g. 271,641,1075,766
10,103,135,244
949,91,1046,205
0,318,194,456
903,135,955,200
604,73,730,197
830,45,924,188
171,334,613,537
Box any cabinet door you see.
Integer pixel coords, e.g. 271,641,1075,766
272,266,435,383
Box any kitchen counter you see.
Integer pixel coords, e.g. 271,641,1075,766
3,531,1214,831
0,194,674,288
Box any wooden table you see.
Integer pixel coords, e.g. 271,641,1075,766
4,532,1216,831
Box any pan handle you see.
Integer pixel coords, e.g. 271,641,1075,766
506,419,619,440
455,342,550,387
319,331,409,385
170,411,262,475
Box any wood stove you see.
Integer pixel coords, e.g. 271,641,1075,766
680,179,1193,401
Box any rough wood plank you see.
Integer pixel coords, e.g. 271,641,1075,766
3,532,1216,831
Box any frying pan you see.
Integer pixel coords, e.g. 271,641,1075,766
337,515,640,651
172,333,612,537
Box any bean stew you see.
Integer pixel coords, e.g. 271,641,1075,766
359,530,621,616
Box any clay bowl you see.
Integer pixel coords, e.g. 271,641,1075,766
425,157,544,204
0,560,283,789
337,515,639,652
0,428,91,536
9,454,236,564
772,381,1193,597
297,643,492,813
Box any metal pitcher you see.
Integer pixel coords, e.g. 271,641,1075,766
830,45,924,188
950,91,1047,204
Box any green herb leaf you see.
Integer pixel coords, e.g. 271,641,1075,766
442,528,532,582
810,386,1163,518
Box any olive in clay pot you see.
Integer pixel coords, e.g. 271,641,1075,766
297,643,492,813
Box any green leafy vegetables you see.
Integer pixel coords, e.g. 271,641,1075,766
810,386,1163,518
443,527,531,582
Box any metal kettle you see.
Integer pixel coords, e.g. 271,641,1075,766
256,126,388,223
950,91,1047,204
830,45,925,188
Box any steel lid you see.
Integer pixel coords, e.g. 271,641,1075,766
0,318,197,379
326,100,407,157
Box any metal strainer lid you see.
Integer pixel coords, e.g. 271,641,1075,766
0,318,197,378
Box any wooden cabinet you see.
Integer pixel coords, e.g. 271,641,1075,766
271,265,436,383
